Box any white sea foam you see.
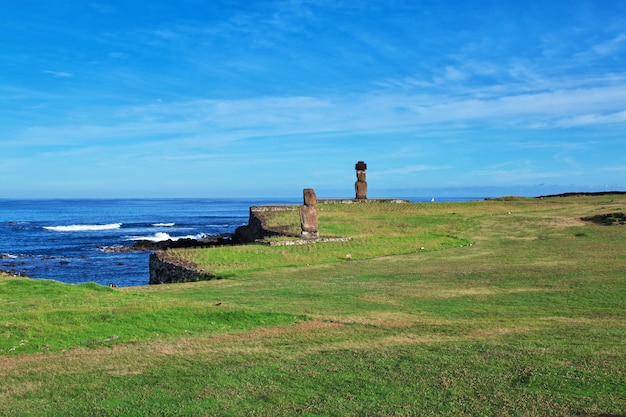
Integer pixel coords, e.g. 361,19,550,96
43,223,122,232
126,232,207,242
127,232,173,242
151,223,175,227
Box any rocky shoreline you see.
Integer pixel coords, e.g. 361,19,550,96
149,251,216,285
101,235,235,252
7,192,624,285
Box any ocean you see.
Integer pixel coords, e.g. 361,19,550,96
0,197,480,287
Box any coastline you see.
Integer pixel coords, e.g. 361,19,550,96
3,192,624,286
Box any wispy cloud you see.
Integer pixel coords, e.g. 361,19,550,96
107,52,128,60
379,164,453,176
41,70,74,78
600,165,626,172
512,141,590,150
469,166,581,182
551,110,626,128
589,33,626,57
90,2,117,14
8,77,626,152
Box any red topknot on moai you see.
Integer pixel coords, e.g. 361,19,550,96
355,161,367,200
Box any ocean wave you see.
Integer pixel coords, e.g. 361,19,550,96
126,232,207,242
151,223,175,227
43,223,123,232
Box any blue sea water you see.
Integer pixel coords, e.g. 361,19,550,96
0,198,296,286
0,197,481,287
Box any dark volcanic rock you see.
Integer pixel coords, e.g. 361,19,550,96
581,212,626,226
149,251,216,284
102,236,234,252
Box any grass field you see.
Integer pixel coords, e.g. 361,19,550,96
1,195,625,416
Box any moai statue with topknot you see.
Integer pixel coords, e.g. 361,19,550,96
355,161,367,200
300,188,319,238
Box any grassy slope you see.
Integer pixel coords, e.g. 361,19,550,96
1,195,625,416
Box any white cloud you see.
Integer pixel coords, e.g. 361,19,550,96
600,165,626,172
379,164,452,176
591,33,626,56
7,79,626,153
41,70,74,78
552,110,626,128
513,141,589,150
107,52,128,60
469,167,581,182
90,3,117,14
435,66,467,83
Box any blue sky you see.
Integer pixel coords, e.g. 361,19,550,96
2,0,625,198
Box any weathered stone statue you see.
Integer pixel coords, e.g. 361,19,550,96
355,161,367,199
300,188,319,238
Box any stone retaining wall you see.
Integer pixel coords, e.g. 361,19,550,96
317,198,409,204
233,205,299,243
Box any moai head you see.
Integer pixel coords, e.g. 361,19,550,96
303,188,317,206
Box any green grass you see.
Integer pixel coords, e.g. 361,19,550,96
173,202,477,277
0,279,303,355
1,195,625,416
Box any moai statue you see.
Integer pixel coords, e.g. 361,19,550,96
300,188,319,238
355,161,367,199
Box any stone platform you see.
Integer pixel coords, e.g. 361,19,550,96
317,198,410,204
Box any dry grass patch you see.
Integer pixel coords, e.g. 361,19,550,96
0,381,43,402
315,333,462,352
546,217,588,227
